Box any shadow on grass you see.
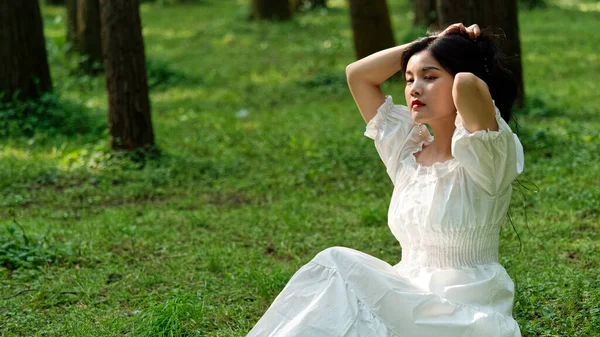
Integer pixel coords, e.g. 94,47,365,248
0,91,106,140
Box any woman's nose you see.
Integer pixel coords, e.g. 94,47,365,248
410,82,422,96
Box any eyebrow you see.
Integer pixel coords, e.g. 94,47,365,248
405,66,441,75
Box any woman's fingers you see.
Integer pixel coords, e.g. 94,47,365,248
467,24,481,39
438,22,480,40
439,22,464,37
453,23,466,33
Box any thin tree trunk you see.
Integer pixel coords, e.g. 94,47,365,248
348,0,396,60
99,0,155,150
0,0,53,101
65,0,78,51
436,0,525,107
76,0,103,73
250,0,291,20
414,0,436,27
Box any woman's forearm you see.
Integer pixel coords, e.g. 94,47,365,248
345,42,412,86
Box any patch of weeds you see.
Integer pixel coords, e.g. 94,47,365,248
59,140,163,174
0,219,79,271
514,94,560,118
206,253,224,274
0,91,101,138
133,293,204,337
146,57,203,91
296,71,347,93
519,0,548,10
517,126,559,154
245,267,291,301
359,205,385,227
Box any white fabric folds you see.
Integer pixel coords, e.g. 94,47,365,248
247,95,524,337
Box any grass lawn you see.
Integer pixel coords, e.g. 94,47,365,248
0,0,598,335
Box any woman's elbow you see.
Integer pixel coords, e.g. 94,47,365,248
453,72,479,91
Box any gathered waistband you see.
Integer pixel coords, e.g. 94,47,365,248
400,226,500,268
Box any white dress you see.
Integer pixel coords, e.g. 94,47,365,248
247,95,525,337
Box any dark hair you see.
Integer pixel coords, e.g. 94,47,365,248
400,28,518,122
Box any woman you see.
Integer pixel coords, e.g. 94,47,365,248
247,23,524,337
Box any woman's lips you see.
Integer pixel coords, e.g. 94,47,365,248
412,101,426,109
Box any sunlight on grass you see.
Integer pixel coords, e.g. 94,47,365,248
552,0,600,11
142,27,197,39
1,147,32,160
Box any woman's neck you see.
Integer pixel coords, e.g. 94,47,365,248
419,115,456,164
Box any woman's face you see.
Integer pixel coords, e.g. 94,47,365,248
404,50,456,124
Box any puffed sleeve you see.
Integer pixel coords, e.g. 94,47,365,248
364,95,417,185
451,102,525,196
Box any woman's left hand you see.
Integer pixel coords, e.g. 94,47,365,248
436,23,481,40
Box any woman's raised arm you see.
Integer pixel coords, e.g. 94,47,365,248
345,43,412,124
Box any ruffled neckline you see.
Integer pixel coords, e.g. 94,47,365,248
402,127,459,177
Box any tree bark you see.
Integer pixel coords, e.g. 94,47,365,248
250,0,291,20
65,0,102,73
414,0,436,27
348,0,396,60
65,0,78,50
436,0,525,107
76,0,103,73
0,0,53,101
99,0,155,150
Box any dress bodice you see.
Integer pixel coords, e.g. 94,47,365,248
364,95,525,269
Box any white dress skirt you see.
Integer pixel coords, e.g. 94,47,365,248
247,95,524,337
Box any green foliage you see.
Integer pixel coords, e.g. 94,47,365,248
0,221,78,271
132,293,205,336
359,205,386,227
519,0,548,10
0,91,100,138
296,71,347,93
146,58,203,91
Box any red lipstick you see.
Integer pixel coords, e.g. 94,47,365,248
412,99,425,109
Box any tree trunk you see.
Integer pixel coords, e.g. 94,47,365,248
414,0,436,27
250,0,291,20
65,0,78,51
65,0,102,73
76,0,103,73
0,0,53,101
348,0,396,60
436,0,525,107
99,0,155,150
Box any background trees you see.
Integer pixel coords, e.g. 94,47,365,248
348,0,396,59
250,0,291,20
413,0,436,27
99,0,155,151
65,0,103,74
0,1,52,101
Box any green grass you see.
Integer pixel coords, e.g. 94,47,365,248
1,0,599,335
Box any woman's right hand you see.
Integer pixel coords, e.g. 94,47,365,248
434,23,481,40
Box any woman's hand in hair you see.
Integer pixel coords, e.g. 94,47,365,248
435,23,481,40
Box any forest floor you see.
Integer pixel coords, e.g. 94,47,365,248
0,0,598,336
